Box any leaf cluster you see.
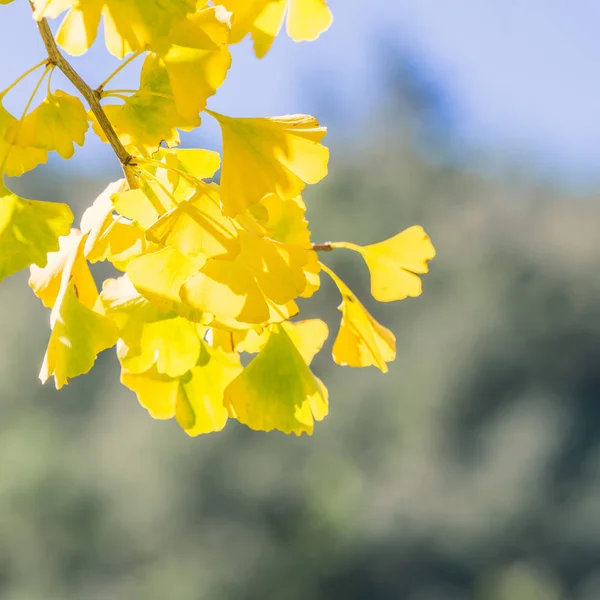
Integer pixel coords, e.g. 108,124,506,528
0,0,435,436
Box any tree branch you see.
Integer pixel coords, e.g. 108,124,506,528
312,242,333,252
34,17,135,178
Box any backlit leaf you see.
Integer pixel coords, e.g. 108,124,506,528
323,264,396,373
154,6,232,122
222,0,332,57
29,229,96,309
180,230,305,324
32,0,197,58
0,181,73,283
40,281,119,389
92,55,197,155
146,184,240,259
102,275,204,377
127,246,207,322
121,343,242,436
259,193,320,297
207,111,329,216
32,231,119,388
16,91,88,159
224,324,328,435
0,95,47,176
332,226,436,302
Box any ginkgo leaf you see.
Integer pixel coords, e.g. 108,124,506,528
101,275,204,377
29,229,96,309
332,226,436,302
0,181,73,283
92,55,198,155
154,147,221,185
228,318,328,362
112,185,176,229
15,91,88,159
41,281,119,389
180,230,305,325
259,193,320,297
80,179,127,254
78,179,152,269
32,230,119,388
0,96,47,176
282,319,328,364
206,111,329,216
127,246,207,322
286,0,332,42
32,0,198,58
222,0,332,57
322,264,396,373
153,6,232,122
146,184,240,259
224,324,328,435
121,344,242,436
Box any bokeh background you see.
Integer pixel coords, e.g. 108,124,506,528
1,1,600,598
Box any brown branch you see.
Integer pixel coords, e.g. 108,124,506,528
34,16,136,183
312,242,334,252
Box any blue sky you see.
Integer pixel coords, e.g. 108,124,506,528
1,0,599,186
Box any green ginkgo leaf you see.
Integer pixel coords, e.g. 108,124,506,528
224,324,328,435
0,181,73,283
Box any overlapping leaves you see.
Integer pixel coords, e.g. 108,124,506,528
0,0,437,437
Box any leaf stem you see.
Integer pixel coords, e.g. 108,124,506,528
137,156,205,189
139,168,180,207
1,60,48,97
0,65,50,174
96,50,143,94
103,90,174,100
34,16,135,184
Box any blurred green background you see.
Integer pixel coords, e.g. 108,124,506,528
3,6,600,600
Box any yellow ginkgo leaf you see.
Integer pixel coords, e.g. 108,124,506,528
101,275,204,377
80,179,127,255
15,91,88,160
282,319,328,364
259,193,320,297
92,55,197,156
210,325,265,354
121,344,242,436
222,0,332,57
321,264,396,373
180,230,305,325
227,318,328,361
206,111,329,216
332,226,436,302
224,324,328,435
127,246,206,322
286,0,332,42
154,6,232,122
32,231,119,388
146,184,240,259
80,179,154,269
112,186,176,229
32,0,197,58
41,280,119,389
29,229,96,309
0,96,47,176
0,181,73,283
153,147,221,189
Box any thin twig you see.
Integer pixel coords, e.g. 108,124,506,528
34,16,136,186
312,242,333,252
96,50,142,94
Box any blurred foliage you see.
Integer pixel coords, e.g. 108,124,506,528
2,91,600,599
